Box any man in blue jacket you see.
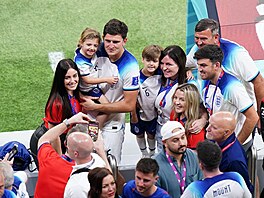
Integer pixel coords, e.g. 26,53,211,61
206,111,254,194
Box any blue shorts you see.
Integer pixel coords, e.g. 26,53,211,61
81,87,103,98
130,117,157,135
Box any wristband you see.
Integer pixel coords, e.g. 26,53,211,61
63,119,70,128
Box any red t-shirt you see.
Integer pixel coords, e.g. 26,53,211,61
34,143,75,198
170,111,205,149
43,97,81,131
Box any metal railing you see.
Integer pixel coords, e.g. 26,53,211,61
107,150,118,181
248,145,258,198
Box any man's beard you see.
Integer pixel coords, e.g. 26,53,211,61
168,145,187,155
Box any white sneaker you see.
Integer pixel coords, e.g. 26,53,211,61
149,149,156,158
141,149,149,158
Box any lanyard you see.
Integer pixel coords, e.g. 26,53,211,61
68,94,77,115
159,79,178,108
166,152,186,194
221,140,236,152
70,158,95,177
203,70,224,115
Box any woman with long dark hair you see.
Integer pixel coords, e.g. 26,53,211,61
154,45,188,151
88,167,120,198
30,58,81,168
43,58,81,154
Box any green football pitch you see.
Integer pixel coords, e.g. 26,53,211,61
0,0,186,132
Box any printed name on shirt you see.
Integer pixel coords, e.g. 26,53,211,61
213,184,231,197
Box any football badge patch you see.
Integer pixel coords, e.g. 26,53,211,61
132,76,139,86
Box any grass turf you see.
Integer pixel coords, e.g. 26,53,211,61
0,0,186,132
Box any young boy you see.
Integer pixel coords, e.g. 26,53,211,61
130,45,162,158
74,27,118,128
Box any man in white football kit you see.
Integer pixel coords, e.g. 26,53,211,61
186,18,264,118
81,19,139,163
193,44,258,146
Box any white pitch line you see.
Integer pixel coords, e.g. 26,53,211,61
48,51,65,72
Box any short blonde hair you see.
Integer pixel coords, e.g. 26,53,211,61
78,28,101,47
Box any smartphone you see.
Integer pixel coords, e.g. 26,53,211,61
7,144,18,161
88,121,99,141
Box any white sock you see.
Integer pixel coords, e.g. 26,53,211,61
136,137,147,154
147,138,156,151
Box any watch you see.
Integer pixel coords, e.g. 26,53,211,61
63,119,70,128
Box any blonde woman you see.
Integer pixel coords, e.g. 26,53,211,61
170,83,206,149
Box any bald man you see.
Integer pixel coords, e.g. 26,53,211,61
206,111,254,194
64,132,107,198
35,112,91,198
